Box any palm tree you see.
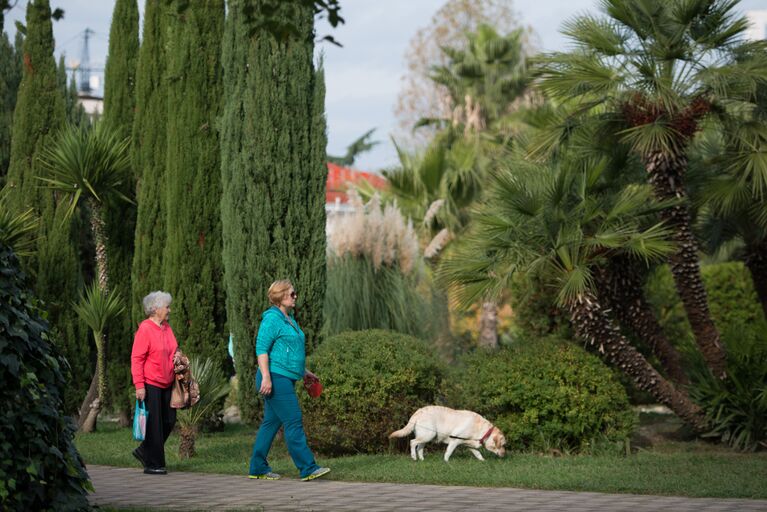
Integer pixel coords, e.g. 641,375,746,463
534,0,767,378
423,24,531,133
359,134,501,347
594,254,690,386
440,153,708,432
328,128,379,166
38,122,132,293
693,82,767,318
176,357,230,458
72,282,125,432
38,122,132,430
0,187,38,257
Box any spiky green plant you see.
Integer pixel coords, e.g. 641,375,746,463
176,357,230,458
38,122,132,292
0,187,38,257
72,282,125,432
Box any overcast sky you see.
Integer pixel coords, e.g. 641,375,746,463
4,0,766,171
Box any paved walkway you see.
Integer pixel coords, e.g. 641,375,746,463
87,465,767,512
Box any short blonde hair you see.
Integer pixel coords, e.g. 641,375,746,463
142,291,172,317
267,280,293,306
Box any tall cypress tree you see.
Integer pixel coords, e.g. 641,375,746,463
5,0,89,414
57,55,87,126
5,0,64,211
221,0,327,423
102,0,138,138
163,0,226,368
0,30,23,182
102,0,139,423
131,0,168,325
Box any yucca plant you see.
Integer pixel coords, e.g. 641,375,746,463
38,121,132,430
176,357,230,458
72,282,125,432
38,122,132,293
440,151,709,432
0,187,38,257
534,0,767,378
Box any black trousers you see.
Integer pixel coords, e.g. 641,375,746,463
139,383,176,469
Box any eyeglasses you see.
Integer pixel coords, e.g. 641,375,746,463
290,291,297,299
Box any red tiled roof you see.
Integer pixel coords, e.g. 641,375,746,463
326,162,387,204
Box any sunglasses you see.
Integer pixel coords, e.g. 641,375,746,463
289,291,297,299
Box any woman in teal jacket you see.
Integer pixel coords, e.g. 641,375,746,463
248,280,330,481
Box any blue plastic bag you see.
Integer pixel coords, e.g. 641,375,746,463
133,399,148,441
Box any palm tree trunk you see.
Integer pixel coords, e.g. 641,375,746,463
179,425,198,458
744,239,767,321
79,198,111,432
595,258,689,386
77,373,98,430
88,198,110,294
568,291,707,433
643,150,726,378
478,300,499,349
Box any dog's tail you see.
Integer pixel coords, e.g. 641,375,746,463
388,408,424,438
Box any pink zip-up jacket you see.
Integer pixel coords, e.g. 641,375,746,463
131,319,178,389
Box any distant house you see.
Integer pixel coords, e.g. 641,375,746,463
326,162,387,236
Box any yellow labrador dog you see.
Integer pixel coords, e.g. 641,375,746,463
389,406,506,462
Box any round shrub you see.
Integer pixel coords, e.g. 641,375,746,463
442,338,635,453
300,329,446,455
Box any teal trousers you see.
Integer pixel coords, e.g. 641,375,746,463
249,370,320,478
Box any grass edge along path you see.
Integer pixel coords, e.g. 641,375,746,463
75,422,767,499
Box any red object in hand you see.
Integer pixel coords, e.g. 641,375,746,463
303,376,323,398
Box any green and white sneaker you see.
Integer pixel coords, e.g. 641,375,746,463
301,467,331,481
249,472,281,480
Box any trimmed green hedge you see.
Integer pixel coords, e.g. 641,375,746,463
300,329,446,455
442,339,635,453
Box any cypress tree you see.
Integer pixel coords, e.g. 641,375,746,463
102,0,138,138
131,0,168,325
5,0,89,414
57,55,87,126
0,30,23,182
5,0,65,211
163,0,226,368
221,0,327,423
102,0,139,423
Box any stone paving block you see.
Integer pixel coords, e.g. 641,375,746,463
87,465,767,512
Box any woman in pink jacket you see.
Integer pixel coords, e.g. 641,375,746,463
130,291,178,475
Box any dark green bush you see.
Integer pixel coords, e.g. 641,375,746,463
300,329,446,455
689,322,767,451
0,243,92,510
442,338,635,453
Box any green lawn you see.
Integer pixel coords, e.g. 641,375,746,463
76,421,767,499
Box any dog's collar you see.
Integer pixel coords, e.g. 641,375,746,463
479,426,495,444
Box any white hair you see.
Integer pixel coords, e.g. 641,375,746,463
142,291,172,317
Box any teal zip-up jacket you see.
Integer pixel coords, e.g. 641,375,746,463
255,306,306,381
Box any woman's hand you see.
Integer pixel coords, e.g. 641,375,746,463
136,388,146,401
259,375,273,396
